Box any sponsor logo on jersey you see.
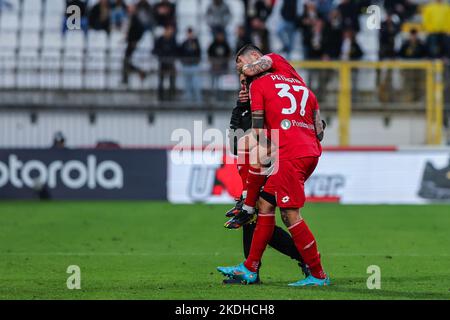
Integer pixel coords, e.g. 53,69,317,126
280,119,291,130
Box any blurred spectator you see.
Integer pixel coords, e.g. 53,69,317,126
384,0,417,22
337,0,361,33
399,29,427,102
235,25,252,53
88,0,111,34
316,9,343,99
316,0,335,18
399,29,427,59
323,9,343,60
110,0,129,31
300,1,322,59
180,28,202,103
377,13,401,102
153,0,176,28
121,1,154,85
306,19,325,60
63,0,88,35
340,29,363,60
249,17,270,53
153,25,178,101
277,0,303,59
379,13,401,61
249,0,274,22
208,31,231,98
305,19,328,98
206,0,232,38
422,0,450,58
51,132,67,149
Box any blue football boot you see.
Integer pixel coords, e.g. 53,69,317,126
288,274,330,287
217,263,258,284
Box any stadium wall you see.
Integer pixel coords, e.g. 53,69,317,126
0,110,430,147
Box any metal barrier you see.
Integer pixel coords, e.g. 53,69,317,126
292,60,446,146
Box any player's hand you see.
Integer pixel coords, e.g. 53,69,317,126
238,75,249,102
239,89,249,103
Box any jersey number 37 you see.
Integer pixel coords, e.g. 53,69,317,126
275,83,309,116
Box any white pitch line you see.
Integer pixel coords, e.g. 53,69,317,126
0,252,449,257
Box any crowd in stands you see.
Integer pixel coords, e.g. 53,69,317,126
1,0,447,100
59,0,449,101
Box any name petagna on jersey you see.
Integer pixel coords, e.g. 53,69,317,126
270,74,302,84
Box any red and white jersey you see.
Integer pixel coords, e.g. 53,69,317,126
249,72,322,160
265,53,306,86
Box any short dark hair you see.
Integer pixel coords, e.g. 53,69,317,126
235,44,263,62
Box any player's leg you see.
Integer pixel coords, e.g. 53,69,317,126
217,197,275,284
224,135,253,219
259,190,309,274
222,223,263,285
281,208,329,286
276,157,329,286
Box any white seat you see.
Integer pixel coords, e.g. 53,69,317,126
16,47,40,88
20,12,42,30
19,32,40,50
43,11,62,31
109,30,125,50
87,31,108,50
64,30,85,50
0,31,18,50
43,31,63,50
23,0,42,13
45,0,65,15
0,11,20,31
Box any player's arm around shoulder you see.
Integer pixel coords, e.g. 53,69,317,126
241,55,273,77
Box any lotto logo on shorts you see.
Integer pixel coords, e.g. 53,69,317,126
282,196,290,203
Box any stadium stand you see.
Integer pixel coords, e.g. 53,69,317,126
0,0,448,147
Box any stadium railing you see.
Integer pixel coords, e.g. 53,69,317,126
292,60,446,146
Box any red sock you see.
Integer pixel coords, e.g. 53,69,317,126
244,212,275,272
244,166,266,208
238,163,250,193
288,220,326,279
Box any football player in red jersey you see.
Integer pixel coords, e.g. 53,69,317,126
236,44,307,86
217,45,329,286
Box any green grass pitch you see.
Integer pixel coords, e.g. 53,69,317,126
0,201,449,300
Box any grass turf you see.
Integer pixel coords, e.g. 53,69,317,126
0,201,449,300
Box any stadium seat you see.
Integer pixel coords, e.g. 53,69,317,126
20,12,42,31
0,11,20,32
22,0,42,13
64,30,85,50
0,31,18,50
17,46,40,88
19,32,40,50
87,31,108,50
109,30,125,50
43,31,63,50
43,10,62,31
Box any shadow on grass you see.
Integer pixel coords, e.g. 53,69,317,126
269,276,450,300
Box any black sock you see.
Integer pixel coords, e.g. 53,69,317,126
242,223,255,259
269,225,304,263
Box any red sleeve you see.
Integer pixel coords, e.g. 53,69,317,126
249,81,264,112
265,53,277,68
